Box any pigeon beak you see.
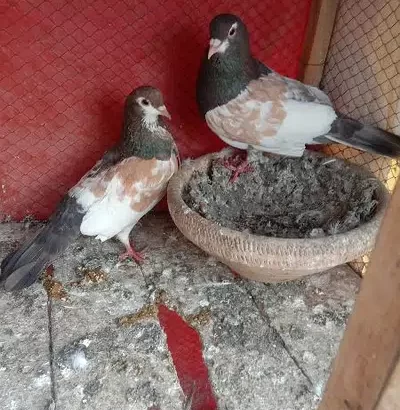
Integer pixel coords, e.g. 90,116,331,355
208,38,227,59
158,105,171,120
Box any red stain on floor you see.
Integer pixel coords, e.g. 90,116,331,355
158,304,217,410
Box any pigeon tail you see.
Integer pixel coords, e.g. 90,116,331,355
1,196,84,291
327,113,400,158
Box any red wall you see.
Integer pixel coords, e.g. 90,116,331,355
0,0,312,220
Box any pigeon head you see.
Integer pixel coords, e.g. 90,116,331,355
122,86,175,160
207,14,250,62
126,86,171,125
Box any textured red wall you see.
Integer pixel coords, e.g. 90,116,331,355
0,0,312,220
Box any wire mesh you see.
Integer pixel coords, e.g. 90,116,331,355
321,0,400,275
0,0,313,220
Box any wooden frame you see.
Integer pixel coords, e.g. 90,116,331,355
376,361,400,410
299,0,340,86
319,180,400,408
298,2,400,406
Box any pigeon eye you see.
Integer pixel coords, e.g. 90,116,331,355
142,99,150,106
228,27,236,37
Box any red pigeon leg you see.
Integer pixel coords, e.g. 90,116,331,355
117,227,145,263
119,244,145,263
220,150,254,183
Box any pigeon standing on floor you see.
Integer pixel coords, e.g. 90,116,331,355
1,86,179,291
196,14,400,181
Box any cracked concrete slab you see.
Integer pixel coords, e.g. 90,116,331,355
52,322,182,410
246,267,360,396
0,214,360,410
0,223,52,409
129,215,360,409
47,223,182,410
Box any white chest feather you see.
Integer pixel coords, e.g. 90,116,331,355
71,155,177,240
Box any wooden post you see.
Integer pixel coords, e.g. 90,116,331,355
376,360,400,410
319,181,400,409
299,0,339,86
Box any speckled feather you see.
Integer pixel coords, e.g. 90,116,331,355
1,86,178,291
68,87,178,240
205,73,337,156
198,14,400,158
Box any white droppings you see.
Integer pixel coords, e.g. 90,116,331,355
302,351,316,364
79,339,92,348
74,385,85,400
292,297,305,308
314,381,324,397
326,321,334,330
60,367,73,378
135,329,145,339
156,344,166,353
313,304,324,314
322,159,336,165
199,299,210,307
71,350,88,371
48,399,56,410
34,374,51,387
162,268,172,277
271,374,286,385
204,345,220,360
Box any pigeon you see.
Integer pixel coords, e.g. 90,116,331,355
1,86,178,291
196,13,400,181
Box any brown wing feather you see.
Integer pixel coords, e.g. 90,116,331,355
205,74,289,146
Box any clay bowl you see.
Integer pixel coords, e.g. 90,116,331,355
167,150,389,283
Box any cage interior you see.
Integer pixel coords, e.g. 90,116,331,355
0,0,313,220
321,0,400,274
1,0,400,408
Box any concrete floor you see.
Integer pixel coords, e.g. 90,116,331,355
0,213,360,410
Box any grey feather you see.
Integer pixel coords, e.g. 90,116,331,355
1,196,84,291
1,85,174,291
327,114,400,158
282,77,333,105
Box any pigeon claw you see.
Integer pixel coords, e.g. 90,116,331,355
119,245,145,264
219,153,254,183
229,161,254,183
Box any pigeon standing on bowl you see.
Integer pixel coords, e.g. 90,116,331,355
196,14,400,181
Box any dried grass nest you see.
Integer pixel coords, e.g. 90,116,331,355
183,151,381,239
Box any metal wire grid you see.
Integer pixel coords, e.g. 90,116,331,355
0,0,312,220
321,0,400,274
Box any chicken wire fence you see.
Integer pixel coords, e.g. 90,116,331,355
0,0,313,221
321,0,400,275
1,0,399,275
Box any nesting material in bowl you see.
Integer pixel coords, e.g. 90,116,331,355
167,149,389,283
183,152,380,239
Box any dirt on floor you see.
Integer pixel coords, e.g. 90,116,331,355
183,151,381,239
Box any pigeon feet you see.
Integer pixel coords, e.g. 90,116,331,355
220,152,254,183
119,245,145,263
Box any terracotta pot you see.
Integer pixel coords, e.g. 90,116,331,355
167,150,389,282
